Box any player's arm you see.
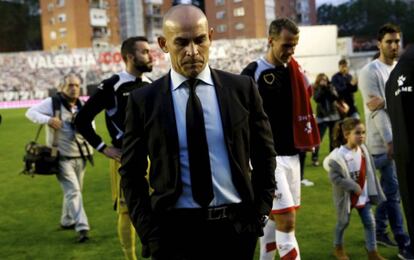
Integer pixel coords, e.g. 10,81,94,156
74,84,112,152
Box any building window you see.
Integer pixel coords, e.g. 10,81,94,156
216,11,226,19
58,13,66,23
154,18,163,28
49,17,55,25
216,24,227,33
234,22,245,30
152,5,162,15
58,44,67,50
56,0,65,7
50,31,57,40
215,0,225,6
93,41,109,48
47,3,54,11
102,0,109,8
233,7,245,17
302,14,309,23
265,6,275,20
59,28,67,38
233,0,242,2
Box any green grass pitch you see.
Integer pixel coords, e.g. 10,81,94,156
0,92,402,259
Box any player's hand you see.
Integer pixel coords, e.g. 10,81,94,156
103,146,122,162
48,117,62,130
366,95,385,111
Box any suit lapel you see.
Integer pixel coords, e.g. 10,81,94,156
160,74,180,156
211,69,233,146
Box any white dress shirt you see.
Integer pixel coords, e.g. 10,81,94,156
170,65,242,208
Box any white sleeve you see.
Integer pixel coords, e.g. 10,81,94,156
25,98,54,125
359,66,393,143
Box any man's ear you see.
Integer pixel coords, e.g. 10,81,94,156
125,53,133,63
268,36,273,46
158,36,168,53
209,28,214,42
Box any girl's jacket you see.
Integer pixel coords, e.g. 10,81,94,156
323,144,385,218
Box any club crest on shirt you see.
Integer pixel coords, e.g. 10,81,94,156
263,73,275,85
304,122,312,134
395,74,413,96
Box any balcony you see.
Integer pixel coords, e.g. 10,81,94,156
90,8,108,27
89,0,108,9
92,27,109,39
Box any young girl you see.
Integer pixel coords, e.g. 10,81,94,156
323,118,386,260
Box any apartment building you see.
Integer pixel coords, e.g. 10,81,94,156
40,0,121,51
162,0,316,40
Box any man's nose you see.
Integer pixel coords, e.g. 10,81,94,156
186,42,198,56
392,42,399,50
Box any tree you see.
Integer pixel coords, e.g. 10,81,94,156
0,0,41,52
317,0,414,45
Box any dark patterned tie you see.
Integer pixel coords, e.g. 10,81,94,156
185,78,214,207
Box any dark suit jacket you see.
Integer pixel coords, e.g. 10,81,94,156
119,68,276,244
386,45,414,243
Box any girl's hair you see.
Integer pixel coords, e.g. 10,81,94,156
314,73,329,86
332,117,362,148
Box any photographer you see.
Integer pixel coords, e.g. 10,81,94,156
25,73,93,243
312,73,341,165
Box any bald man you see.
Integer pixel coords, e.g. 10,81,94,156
119,4,276,260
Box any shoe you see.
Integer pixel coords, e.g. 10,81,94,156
377,233,398,248
398,248,414,260
333,245,349,260
78,230,89,243
312,160,320,167
367,249,386,260
60,224,75,230
301,179,314,187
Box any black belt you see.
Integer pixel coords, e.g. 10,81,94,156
169,204,242,221
205,205,228,220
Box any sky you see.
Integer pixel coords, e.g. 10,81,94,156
316,0,349,6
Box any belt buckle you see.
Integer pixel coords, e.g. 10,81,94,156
207,206,228,220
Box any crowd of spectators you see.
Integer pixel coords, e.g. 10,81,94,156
0,39,269,102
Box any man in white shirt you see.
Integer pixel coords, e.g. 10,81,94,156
359,23,413,260
26,73,93,243
119,5,276,259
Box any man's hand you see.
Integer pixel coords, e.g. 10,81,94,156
103,146,122,162
351,76,358,86
366,95,385,111
387,142,394,160
48,117,62,130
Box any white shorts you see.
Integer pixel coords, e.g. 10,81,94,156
271,154,301,214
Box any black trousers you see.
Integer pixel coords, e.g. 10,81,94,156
153,208,258,260
395,158,414,251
